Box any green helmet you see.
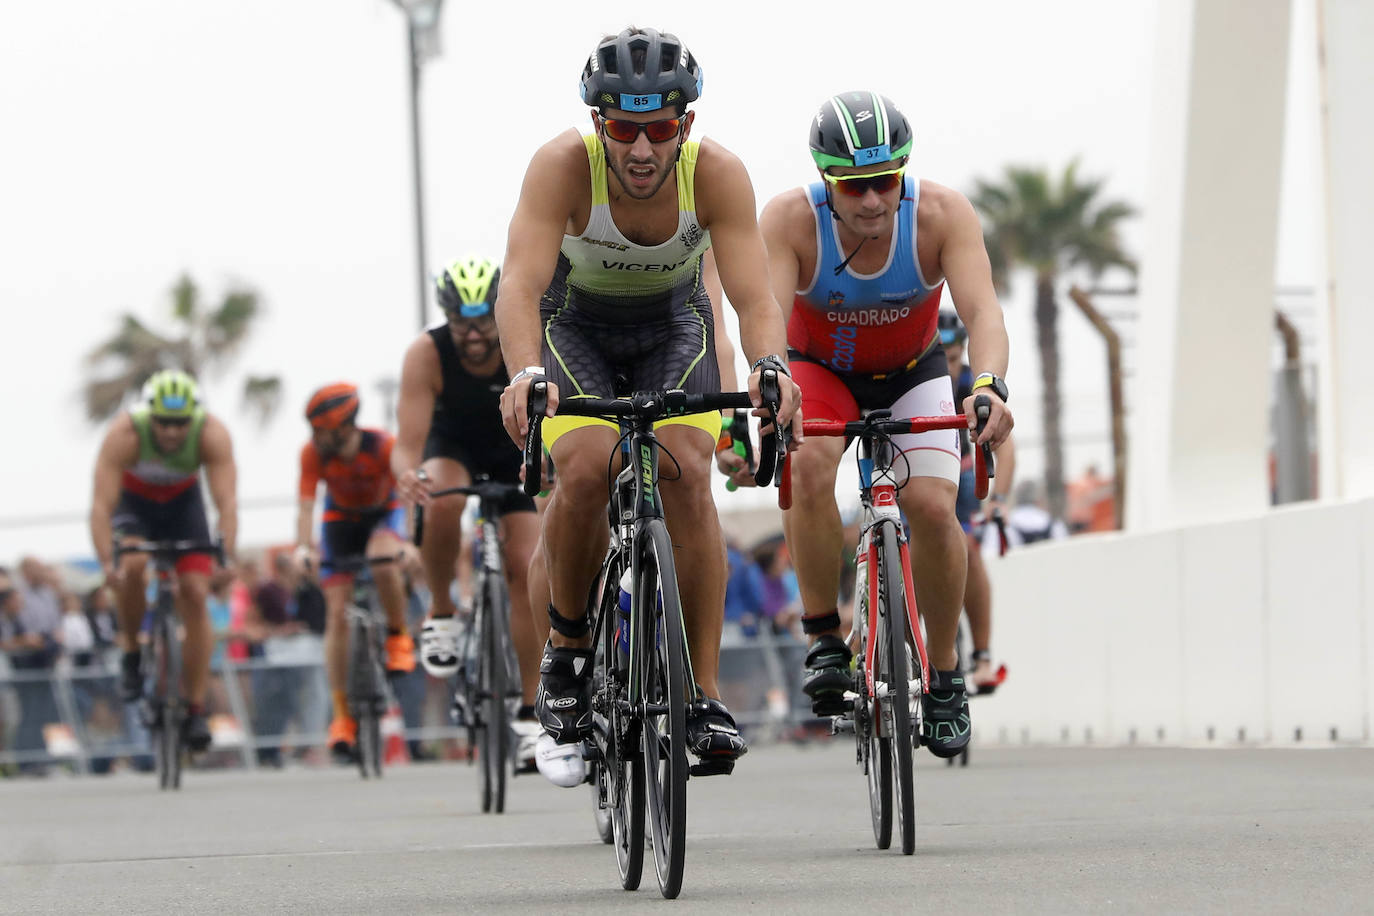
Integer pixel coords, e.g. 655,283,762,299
142,370,200,418
436,255,500,317
809,91,913,170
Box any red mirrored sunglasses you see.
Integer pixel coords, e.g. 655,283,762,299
599,115,684,144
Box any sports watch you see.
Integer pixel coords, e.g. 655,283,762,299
972,372,1009,404
510,366,545,386
751,354,791,377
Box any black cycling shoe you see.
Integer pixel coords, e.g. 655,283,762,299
802,634,853,716
119,651,143,703
686,696,746,773
534,642,593,745
921,669,971,758
182,710,213,754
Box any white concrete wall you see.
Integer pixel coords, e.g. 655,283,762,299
1129,0,1292,530
974,497,1372,745
1316,0,1374,500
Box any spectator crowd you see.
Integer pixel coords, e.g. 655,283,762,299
1,465,1114,777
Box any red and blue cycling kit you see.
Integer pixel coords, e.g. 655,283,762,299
786,175,959,484
788,174,944,375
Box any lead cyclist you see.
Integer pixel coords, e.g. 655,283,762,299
494,27,801,785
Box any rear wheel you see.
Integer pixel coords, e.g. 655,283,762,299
857,575,891,848
640,522,688,899
878,525,916,855
604,553,644,891
590,568,616,845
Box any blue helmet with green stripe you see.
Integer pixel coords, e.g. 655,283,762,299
579,28,703,113
809,91,913,170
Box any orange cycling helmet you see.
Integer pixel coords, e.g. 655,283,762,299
305,382,359,430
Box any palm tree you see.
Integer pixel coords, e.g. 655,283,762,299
83,274,282,427
970,161,1136,519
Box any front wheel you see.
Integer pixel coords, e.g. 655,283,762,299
479,575,510,814
154,608,184,791
348,611,384,779
878,525,916,855
639,522,688,899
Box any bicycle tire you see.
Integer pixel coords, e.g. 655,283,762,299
590,570,616,845
604,554,645,890
156,602,183,791
878,524,917,855
480,574,509,814
614,699,646,891
639,521,688,899
348,610,384,780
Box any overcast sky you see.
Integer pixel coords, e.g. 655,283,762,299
0,0,1319,560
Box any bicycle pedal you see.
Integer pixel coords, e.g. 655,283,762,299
830,717,855,735
688,759,735,777
579,740,602,763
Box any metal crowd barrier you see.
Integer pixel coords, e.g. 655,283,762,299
0,633,819,774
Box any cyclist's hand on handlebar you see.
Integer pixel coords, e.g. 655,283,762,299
747,369,804,449
715,446,757,488
292,544,316,577
746,367,802,426
962,389,1013,449
500,373,559,445
397,466,433,507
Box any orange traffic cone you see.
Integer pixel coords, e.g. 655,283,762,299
382,706,409,766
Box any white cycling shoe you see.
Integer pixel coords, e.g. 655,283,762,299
535,733,586,788
512,719,541,774
420,616,462,678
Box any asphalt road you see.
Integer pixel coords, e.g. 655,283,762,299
4,742,1372,914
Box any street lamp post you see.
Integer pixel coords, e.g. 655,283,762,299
387,0,446,332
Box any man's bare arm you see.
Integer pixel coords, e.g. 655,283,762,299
200,415,238,560
495,132,587,440
939,190,1009,380
392,334,442,504
696,143,800,424
759,190,807,330
89,414,138,569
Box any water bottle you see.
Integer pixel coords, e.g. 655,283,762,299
615,568,633,671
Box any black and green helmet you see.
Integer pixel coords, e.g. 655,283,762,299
579,28,703,113
809,91,914,170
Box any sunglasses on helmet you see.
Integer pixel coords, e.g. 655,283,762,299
598,115,684,144
823,166,906,198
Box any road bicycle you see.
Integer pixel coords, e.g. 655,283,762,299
414,477,523,813
523,375,785,898
113,537,224,790
779,399,991,853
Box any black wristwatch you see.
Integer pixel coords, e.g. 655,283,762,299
752,354,791,377
972,372,1009,404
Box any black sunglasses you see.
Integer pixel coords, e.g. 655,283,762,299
152,416,192,428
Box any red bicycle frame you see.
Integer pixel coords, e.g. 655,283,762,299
779,413,990,698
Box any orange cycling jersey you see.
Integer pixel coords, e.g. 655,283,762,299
299,428,399,518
